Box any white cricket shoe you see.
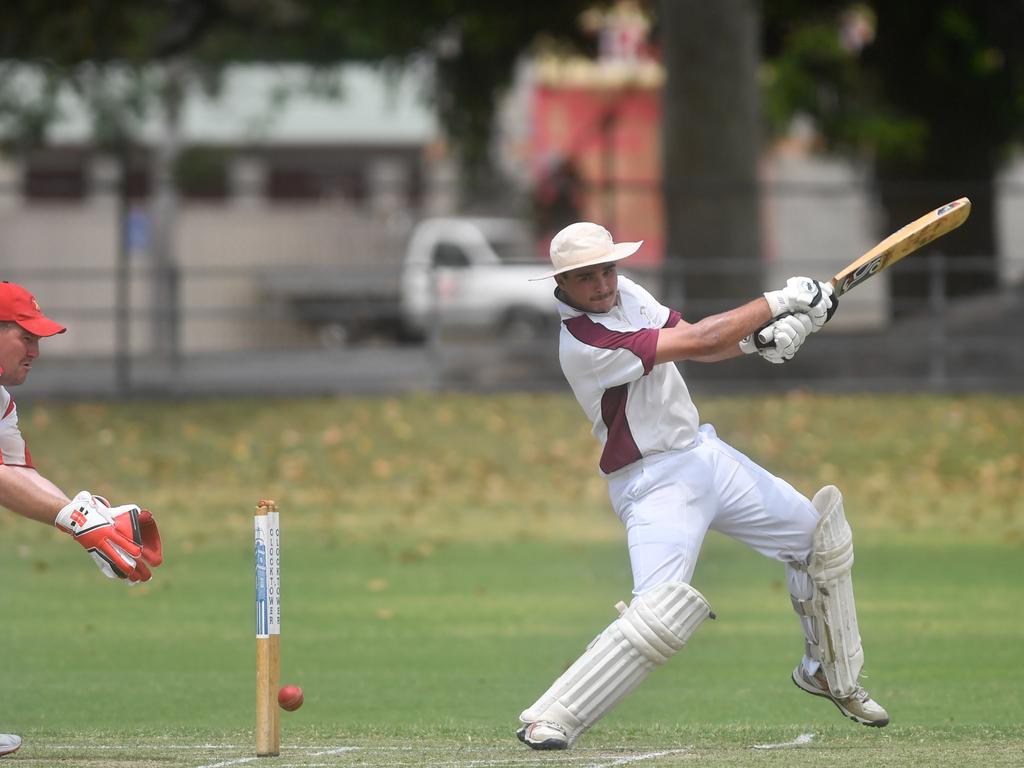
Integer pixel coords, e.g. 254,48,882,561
0,734,22,758
516,720,569,750
792,665,889,727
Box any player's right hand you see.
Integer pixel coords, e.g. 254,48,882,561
760,312,813,363
764,277,836,330
742,312,813,363
54,491,162,583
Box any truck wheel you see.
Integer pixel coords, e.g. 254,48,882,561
317,322,350,348
501,309,548,342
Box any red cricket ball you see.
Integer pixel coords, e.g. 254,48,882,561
277,684,304,711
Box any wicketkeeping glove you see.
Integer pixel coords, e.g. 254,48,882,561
54,491,164,583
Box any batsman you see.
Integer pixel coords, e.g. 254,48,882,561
0,281,163,758
515,223,887,751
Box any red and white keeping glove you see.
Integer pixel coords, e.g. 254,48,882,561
54,491,163,583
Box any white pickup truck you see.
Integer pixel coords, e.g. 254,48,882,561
400,217,558,341
262,216,561,345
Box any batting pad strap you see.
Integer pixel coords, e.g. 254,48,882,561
789,595,814,618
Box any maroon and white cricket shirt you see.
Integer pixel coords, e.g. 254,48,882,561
556,276,699,476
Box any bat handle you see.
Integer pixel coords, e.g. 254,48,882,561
753,314,788,350
753,287,839,350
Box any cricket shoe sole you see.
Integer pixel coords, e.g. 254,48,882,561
516,721,569,750
792,665,889,727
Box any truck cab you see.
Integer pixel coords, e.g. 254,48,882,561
400,217,558,340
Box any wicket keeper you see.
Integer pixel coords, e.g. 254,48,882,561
0,281,164,758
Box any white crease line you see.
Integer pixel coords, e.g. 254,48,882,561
194,758,262,768
752,732,815,750
43,744,242,750
587,747,694,767
37,741,695,767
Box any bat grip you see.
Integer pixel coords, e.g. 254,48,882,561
754,289,840,350
753,314,788,350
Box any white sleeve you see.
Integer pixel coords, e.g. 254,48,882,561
561,327,659,389
617,275,674,326
0,388,32,467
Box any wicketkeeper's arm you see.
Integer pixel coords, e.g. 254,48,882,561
0,465,163,582
0,464,69,523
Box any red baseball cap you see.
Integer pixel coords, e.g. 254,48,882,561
0,282,66,337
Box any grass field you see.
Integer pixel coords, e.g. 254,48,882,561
1,393,1022,767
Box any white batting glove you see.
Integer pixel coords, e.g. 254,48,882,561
740,312,813,363
763,277,836,330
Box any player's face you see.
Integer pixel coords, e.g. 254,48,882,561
0,324,41,386
557,262,619,313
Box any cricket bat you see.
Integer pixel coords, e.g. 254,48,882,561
757,197,971,347
829,196,971,297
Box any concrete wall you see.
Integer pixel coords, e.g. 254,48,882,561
0,201,408,355
763,151,888,329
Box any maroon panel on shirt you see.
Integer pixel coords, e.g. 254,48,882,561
599,384,641,473
563,314,655,474
563,315,659,375
664,309,682,328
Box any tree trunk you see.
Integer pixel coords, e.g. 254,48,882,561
660,0,762,316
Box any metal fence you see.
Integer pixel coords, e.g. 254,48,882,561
9,251,1022,399
2,164,1022,396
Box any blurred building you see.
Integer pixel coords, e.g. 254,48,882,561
525,0,665,265
0,63,450,355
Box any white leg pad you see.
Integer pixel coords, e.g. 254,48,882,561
797,485,864,698
519,581,713,744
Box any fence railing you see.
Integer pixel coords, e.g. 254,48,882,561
8,252,1022,398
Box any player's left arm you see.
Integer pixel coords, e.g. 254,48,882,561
657,276,836,365
654,297,772,364
0,464,69,523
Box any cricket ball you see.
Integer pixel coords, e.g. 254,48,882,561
277,684,304,711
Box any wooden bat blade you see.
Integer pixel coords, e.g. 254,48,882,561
831,197,971,296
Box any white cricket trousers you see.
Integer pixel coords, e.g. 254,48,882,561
607,424,821,670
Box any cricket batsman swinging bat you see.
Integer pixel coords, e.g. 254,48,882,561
757,197,971,347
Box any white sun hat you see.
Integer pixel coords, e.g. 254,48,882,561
530,221,643,280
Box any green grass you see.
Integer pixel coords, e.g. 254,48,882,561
1,393,1022,766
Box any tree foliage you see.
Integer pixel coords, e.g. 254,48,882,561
4,0,1024,299
0,0,594,173
762,1,1024,172
762,0,1024,295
